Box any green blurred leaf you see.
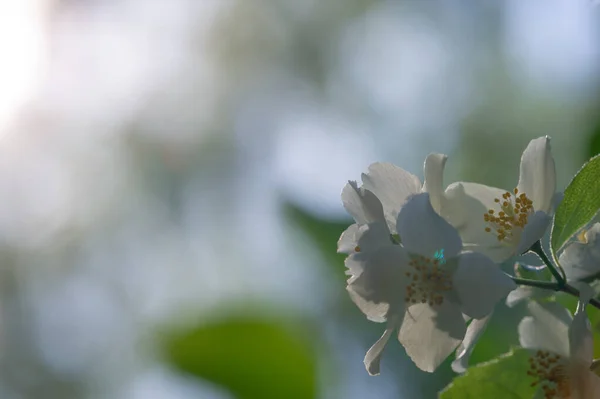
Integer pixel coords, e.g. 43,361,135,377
463,305,522,368
440,349,536,398
284,202,349,271
165,317,316,399
551,155,600,256
588,123,600,159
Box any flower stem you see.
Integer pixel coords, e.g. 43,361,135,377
528,240,566,286
511,276,600,310
511,277,558,290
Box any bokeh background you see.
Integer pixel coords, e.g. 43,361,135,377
0,1,600,398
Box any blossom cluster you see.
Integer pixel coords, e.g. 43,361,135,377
338,137,600,396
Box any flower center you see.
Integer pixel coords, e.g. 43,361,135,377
527,350,570,398
483,188,534,242
404,255,453,306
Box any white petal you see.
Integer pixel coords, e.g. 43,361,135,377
345,245,410,322
518,301,571,357
442,182,515,263
571,370,600,399
361,163,422,232
516,136,556,214
364,320,398,376
569,295,593,366
443,182,508,227
571,281,595,303
337,222,390,255
422,153,448,215
338,224,361,255
436,182,470,229
515,211,552,255
341,181,386,225
451,313,492,373
587,223,600,243
398,302,465,372
460,243,516,265
396,192,462,259
558,241,592,280
453,252,516,319
347,288,390,323
506,286,550,308
559,223,600,281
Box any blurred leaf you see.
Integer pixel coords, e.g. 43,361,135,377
588,123,600,159
440,349,536,398
165,317,316,399
551,155,600,256
284,202,349,271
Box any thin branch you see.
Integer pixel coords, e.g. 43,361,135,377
529,240,566,285
511,276,600,310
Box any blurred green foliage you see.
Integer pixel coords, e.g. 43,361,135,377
587,121,600,159
284,202,350,277
462,305,521,368
164,317,316,399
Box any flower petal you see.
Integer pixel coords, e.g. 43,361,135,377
506,286,550,308
364,320,399,376
587,223,600,245
571,370,600,399
442,182,515,263
396,192,462,259
559,223,600,281
516,136,556,214
361,163,422,232
515,211,552,255
341,181,386,225
560,242,600,281
398,301,465,372
422,153,448,215
443,182,508,228
518,301,571,358
451,313,492,373
345,245,410,322
569,293,593,366
347,288,390,323
338,224,361,255
453,252,516,319
337,222,390,255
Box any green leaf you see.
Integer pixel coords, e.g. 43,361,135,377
440,349,536,399
164,317,316,399
587,120,600,159
463,304,522,368
551,154,600,256
283,201,349,272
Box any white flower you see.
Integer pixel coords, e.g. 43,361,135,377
338,181,391,255
345,192,516,374
518,287,600,398
559,223,600,281
440,136,557,263
338,153,450,255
